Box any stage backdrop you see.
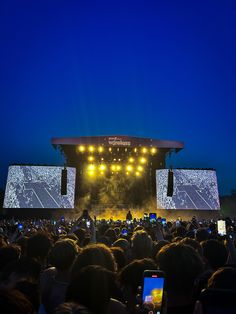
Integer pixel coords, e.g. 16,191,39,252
3,165,76,208
156,169,220,210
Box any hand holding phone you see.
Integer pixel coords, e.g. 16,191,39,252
142,270,165,314
217,220,226,236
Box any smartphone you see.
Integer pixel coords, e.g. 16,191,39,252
144,213,149,220
149,213,157,223
18,223,23,230
142,270,165,314
86,220,91,228
176,220,180,227
121,228,128,236
161,218,166,226
217,220,226,236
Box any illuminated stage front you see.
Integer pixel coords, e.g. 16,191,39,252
52,135,184,207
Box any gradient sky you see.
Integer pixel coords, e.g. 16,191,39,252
0,0,236,195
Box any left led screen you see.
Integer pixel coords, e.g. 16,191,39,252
3,165,76,208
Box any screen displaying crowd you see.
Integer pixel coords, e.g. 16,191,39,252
0,212,235,314
156,169,220,210
3,166,76,209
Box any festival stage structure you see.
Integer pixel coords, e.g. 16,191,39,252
52,136,184,207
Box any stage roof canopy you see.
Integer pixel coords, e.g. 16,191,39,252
51,135,184,151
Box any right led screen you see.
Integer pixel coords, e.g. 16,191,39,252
156,169,220,210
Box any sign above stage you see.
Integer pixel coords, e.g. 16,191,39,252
108,137,131,146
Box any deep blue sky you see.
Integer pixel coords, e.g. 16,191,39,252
0,0,235,195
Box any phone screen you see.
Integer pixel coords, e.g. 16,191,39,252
161,218,166,226
149,213,157,223
142,271,164,314
121,228,128,236
18,223,23,230
217,220,226,236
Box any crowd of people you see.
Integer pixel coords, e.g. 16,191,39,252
0,210,236,314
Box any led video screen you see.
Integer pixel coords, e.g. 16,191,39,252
156,169,220,210
3,165,76,208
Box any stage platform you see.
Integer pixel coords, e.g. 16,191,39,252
2,207,221,221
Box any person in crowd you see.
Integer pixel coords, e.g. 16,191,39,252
71,243,117,278
126,211,133,221
131,230,153,260
0,244,21,271
41,239,79,314
156,242,204,314
27,233,52,268
111,247,126,271
66,265,128,314
119,258,157,313
207,266,236,290
201,239,228,271
0,288,34,314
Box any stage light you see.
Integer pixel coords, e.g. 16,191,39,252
126,165,133,172
111,164,116,171
99,164,106,171
88,164,95,171
137,165,143,172
109,147,112,152
151,147,157,154
88,171,95,177
113,158,116,161
140,157,147,164
134,148,137,153
98,146,104,153
116,165,121,171
135,171,141,177
101,158,104,161
88,146,95,152
129,157,134,163
78,145,85,152
142,147,148,154
88,156,94,162
126,172,130,176
100,171,105,176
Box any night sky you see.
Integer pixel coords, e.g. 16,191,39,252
1,0,236,195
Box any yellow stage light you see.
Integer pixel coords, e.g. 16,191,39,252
88,164,95,171
88,171,95,177
100,171,104,176
88,156,94,162
78,145,85,152
99,164,106,171
135,171,141,177
111,164,116,171
129,157,134,163
126,172,130,176
98,146,104,153
151,147,157,154
88,146,95,152
126,165,133,172
137,165,143,172
140,157,147,164
134,148,137,153
142,147,148,154
109,147,112,152
116,165,121,171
